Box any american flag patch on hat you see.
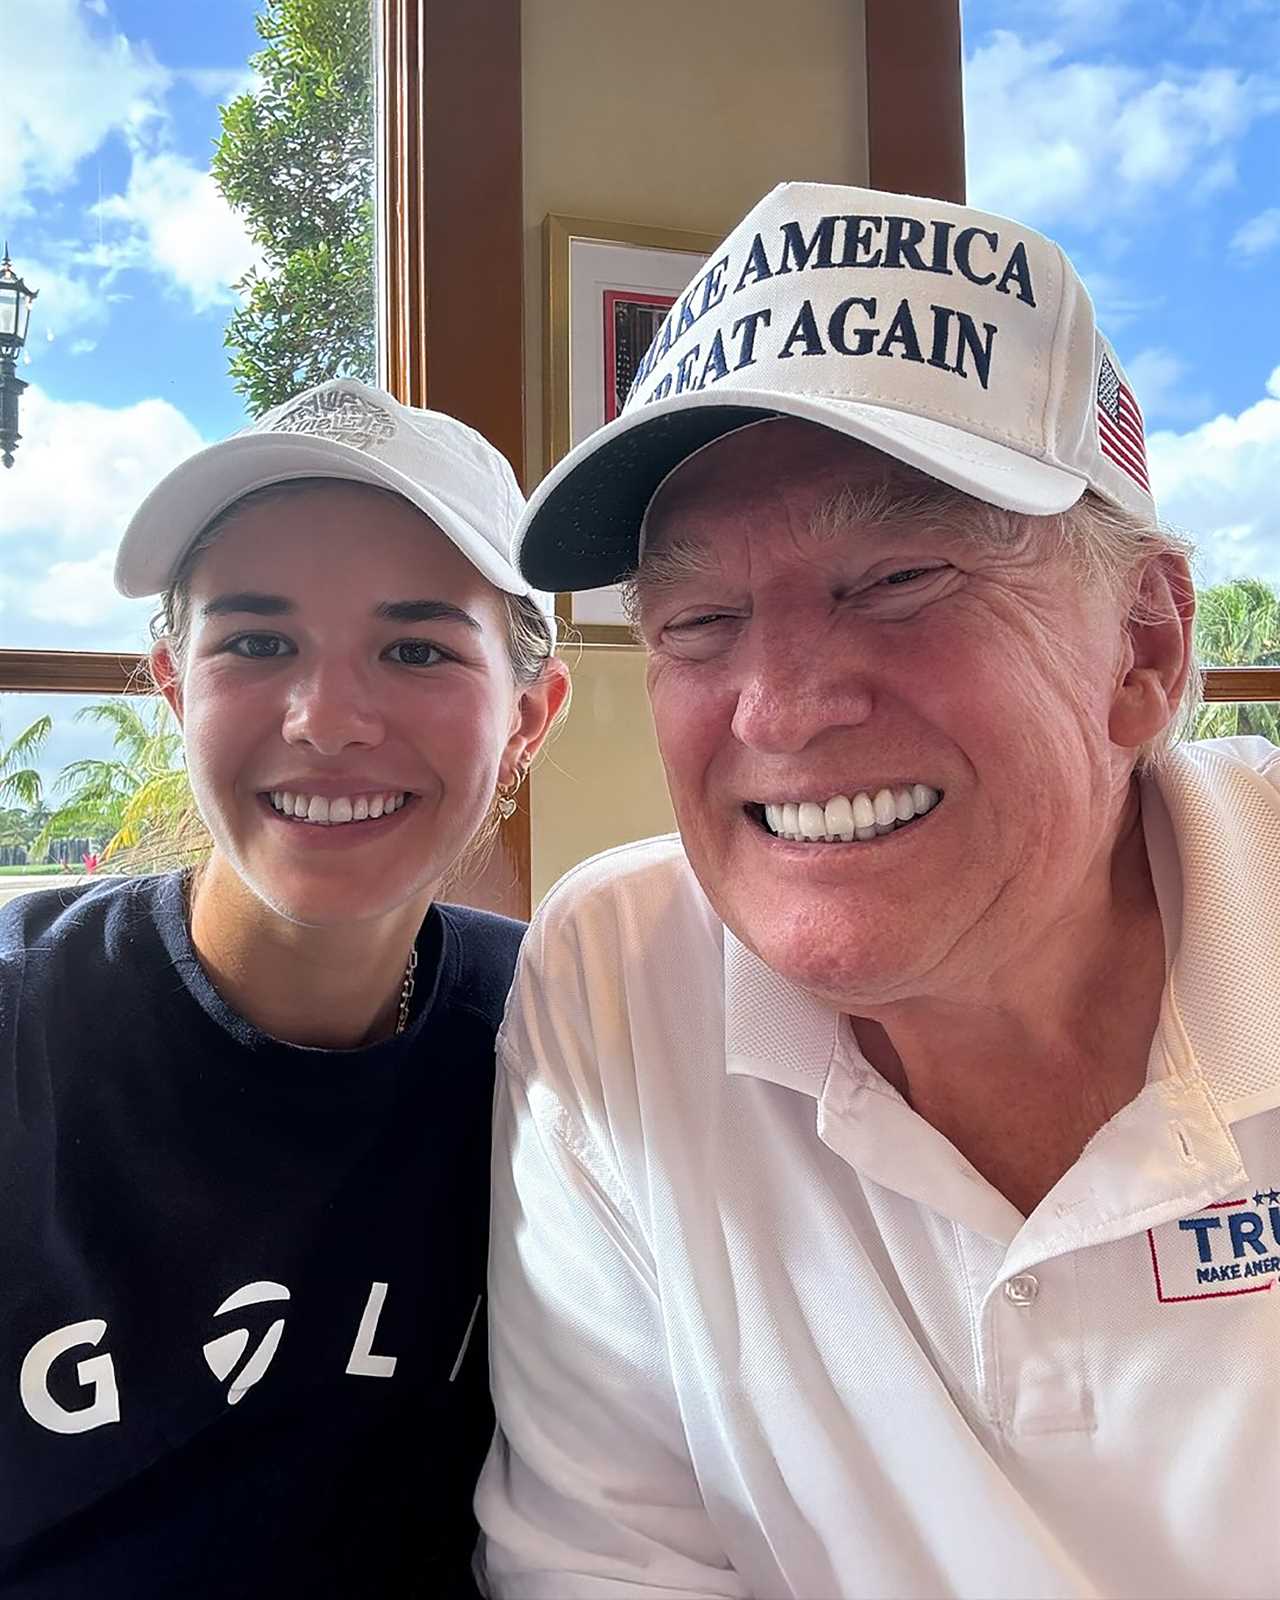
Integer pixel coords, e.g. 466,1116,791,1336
1096,352,1149,492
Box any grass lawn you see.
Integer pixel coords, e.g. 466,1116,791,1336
0,865,87,876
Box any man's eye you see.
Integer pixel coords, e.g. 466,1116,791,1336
385,640,445,667
669,611,734,631
878,566,941,587
226,633,292,659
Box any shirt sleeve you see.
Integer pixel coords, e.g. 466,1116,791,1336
476,1044,749,1600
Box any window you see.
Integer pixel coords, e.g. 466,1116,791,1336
1,0,378,870
961,0,1280,724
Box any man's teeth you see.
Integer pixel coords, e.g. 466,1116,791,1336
763,785,939,842
267,791,408,825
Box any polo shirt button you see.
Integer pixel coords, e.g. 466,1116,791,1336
1003,1273,1039,1307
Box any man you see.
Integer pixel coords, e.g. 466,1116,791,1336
477,184,1280,1599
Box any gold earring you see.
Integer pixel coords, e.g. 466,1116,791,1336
496,763,527,821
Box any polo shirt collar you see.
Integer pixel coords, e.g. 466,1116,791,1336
1150,742,1280,1124
723,931,839,1097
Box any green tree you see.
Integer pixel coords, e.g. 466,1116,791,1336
1,716,51,809
31,702,190,867
0,801,50,850
1191,576,1280,742
0,716,51,811
213,0,376,416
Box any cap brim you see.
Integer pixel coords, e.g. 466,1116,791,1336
115,432,529,601
515,391,1091,593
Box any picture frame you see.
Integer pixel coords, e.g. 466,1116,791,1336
543,213,720,642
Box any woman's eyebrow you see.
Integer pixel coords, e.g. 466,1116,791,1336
374,599,481,629
197,596,482,628
201,592,292,618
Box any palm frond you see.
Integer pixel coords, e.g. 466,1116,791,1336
1,716,53,774
0,767,44,808
101,771,195,860
74,701,155,767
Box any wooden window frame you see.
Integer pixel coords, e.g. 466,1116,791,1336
4,0,1278,907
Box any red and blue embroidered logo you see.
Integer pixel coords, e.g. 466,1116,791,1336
1148,1190,1280,1302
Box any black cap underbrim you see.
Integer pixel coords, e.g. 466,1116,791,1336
519,406,777,592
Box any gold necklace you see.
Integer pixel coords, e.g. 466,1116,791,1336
394,946,418,1036
183,871,419,1040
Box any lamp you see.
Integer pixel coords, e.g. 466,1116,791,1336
0,244,39,468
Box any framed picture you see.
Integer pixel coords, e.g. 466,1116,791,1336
544,214,720,641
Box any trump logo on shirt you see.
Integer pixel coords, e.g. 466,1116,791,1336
1148,1189,1280,1302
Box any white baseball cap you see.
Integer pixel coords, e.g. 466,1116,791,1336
115,377,554,623
514,182,1156,592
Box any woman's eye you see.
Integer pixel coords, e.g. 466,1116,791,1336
385,640,445,667
226,633,292,659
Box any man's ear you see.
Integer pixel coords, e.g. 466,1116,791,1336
499,657,571,782
149,641,185,727
1109,554,1196,751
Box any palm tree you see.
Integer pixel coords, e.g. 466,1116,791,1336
30,701,195,868
0,715,52,811
1191,577,1280,743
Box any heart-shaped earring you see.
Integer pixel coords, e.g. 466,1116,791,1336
496,762,527,820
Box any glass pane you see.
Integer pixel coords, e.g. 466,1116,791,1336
1,690,194,905
0,0,378,653
1190,702,1280,745
961,3,1279,615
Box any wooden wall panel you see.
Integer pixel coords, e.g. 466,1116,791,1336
380,0,529,918
865,0,966,203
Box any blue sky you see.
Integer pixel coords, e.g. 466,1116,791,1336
2,0,1278,787
963,0,1280,593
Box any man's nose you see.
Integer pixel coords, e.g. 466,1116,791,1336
729,627,874,754
280,663,385,754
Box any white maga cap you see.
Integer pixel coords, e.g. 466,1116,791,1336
515,181,1156,593
115,377,555,623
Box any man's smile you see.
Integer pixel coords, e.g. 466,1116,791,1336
746,784,942,843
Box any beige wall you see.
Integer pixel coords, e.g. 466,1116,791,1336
532,645,674,902
523,0,870,902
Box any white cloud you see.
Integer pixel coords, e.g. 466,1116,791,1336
0,0,167,214
5,255,104,344
92,151,263,312
177,67,259,103
1074,267,1160,331
965,32,1279,229
0,385,206,640
1231,206,1280,257
1148,364,1280,588
1123,346,1211,423
26,550,122,630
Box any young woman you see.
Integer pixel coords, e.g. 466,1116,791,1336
0,379,569,1598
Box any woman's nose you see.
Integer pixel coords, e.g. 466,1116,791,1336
280,665,385,754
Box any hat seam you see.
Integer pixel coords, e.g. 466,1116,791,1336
1042,241,1076,462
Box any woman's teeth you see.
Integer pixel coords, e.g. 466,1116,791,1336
762,784,939,842
267,791,408,825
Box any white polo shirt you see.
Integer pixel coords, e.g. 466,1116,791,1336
478,738,1280,1600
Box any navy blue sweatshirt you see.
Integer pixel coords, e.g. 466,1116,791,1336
0,873,521,1597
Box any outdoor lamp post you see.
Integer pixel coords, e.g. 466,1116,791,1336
0,244,39,469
